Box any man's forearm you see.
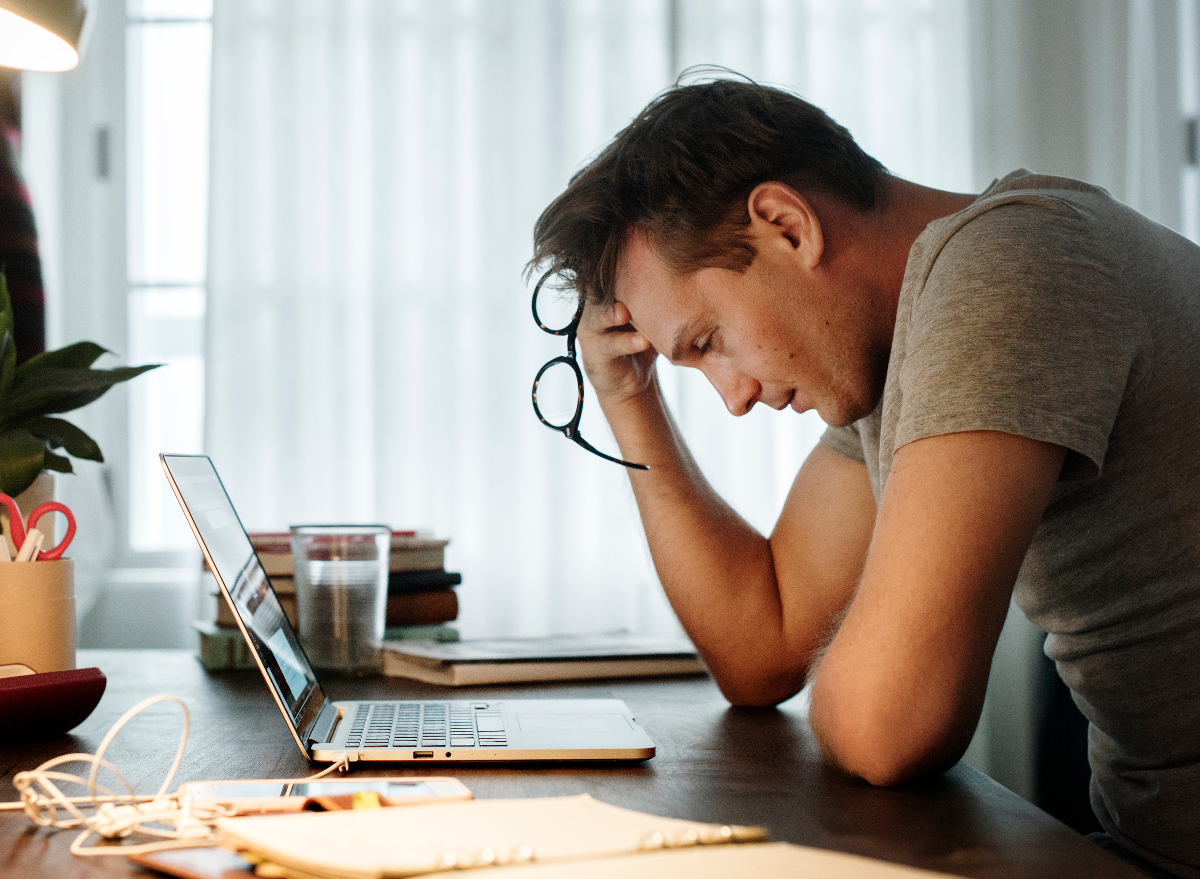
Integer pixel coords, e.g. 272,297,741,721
599,378,866,705
806,432,1065,786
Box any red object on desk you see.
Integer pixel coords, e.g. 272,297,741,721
0,666,105,741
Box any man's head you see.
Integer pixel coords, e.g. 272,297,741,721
528,77,889,308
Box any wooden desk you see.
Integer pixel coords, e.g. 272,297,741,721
0,650,1142,878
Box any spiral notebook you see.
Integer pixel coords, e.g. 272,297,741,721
213,794,956,879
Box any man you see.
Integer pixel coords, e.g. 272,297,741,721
529,78,1200,878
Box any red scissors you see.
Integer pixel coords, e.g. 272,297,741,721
0,494,77,561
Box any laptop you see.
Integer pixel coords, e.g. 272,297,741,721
160,454,656,764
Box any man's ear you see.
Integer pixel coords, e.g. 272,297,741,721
746,182,824,270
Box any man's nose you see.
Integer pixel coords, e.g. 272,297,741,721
707,365,760,416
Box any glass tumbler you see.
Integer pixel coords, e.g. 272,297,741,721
290,525,389,674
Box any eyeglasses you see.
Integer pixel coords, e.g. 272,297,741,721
530,271,649,470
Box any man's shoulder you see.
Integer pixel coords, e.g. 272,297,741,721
902,169,1154,313
921,169,1158,260
923,171,1108,256
982,168,1111,201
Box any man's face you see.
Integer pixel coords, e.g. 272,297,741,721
613,230,889,427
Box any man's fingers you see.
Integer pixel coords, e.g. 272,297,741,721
580,299,634,333
609,301,633,326
575,298,658,400
606,328,651,356
582,306,651,356
583,324,650,357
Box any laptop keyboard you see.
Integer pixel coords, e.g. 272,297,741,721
343,702,508,750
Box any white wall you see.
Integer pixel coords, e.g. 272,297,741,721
23,0,130,632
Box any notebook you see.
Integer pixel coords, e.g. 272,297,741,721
209,795,957,879
160,454,656,764
215,795,768,878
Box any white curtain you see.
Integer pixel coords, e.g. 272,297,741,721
205,0,972,639
969,0,1185,225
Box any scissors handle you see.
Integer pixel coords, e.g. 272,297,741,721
0,494,26,554
25,502,76,561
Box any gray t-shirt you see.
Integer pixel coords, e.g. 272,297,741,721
822,171,1200,877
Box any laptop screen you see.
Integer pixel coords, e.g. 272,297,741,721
161,455,323,727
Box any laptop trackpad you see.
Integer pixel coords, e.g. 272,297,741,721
516,713,632,732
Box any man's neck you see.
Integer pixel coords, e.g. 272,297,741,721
876,176,977,300
813,176,977,331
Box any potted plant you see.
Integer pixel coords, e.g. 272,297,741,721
0,271,160,498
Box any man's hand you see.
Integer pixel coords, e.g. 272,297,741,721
569,298,877,712
577,300,660,405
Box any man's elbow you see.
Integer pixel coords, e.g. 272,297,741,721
835,742,959,788
811,705,968,787
709,660,808,708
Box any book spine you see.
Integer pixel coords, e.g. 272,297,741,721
237,545,450,576
448,657,705,685
214,591,297,628
383,624,460,643
380,655,706,685
267,575,295,595
386,590,459,626
213,593,237,628
194,622,258,670
388,570,461,594
216,587,455,629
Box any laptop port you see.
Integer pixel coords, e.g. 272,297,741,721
413,750,434,759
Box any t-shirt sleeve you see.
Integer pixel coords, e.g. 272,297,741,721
896,199,1147,481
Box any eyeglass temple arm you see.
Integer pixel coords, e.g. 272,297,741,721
568,431,650,471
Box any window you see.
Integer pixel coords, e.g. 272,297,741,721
126,0,212,553
27,0,972,644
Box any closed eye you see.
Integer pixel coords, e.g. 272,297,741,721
670,323,716,363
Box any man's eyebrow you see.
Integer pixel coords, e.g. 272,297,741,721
669,321,701,363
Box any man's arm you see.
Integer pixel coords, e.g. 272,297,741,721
808,429,1066,786
581,303,876,706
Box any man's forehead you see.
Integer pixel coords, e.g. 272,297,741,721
615,230,705,312
613,233,714,363
615,229,673,293
615,235,682,318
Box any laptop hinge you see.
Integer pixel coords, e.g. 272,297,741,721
306,700,340,748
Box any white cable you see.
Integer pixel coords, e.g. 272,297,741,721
303,753,352,781
87,694,189,808
3,694,350,857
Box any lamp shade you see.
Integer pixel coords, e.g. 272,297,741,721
0,0,88,72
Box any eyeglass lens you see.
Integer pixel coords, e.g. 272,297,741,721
532,284,582,334
532,360,582,429
530,271,649,470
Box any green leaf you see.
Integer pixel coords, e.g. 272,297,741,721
41,448,74,474
23,416,104,462
0,272,13,357
0,429,46,496
14,341,109,384
0,363,162,425
0,328,15,400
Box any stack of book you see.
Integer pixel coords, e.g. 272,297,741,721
196,530,461,670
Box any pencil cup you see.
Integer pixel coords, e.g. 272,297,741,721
290,526,389,675
0,559,75,673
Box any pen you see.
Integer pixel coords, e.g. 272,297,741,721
15,528,43,562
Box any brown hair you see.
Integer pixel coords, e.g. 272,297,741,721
528,76,888,306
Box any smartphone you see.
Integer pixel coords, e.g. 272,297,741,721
180,776,472,815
